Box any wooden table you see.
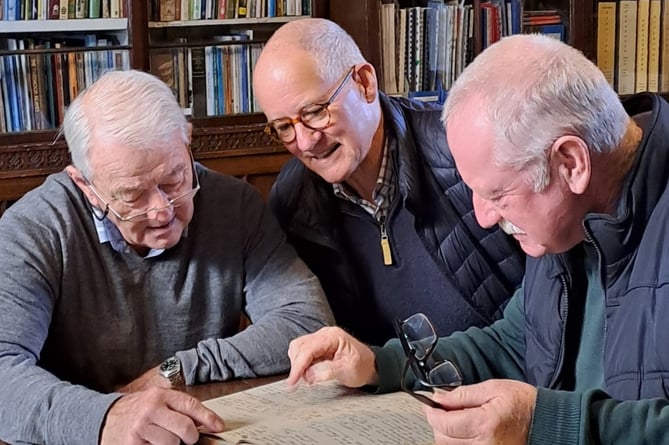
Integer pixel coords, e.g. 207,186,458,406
0,376,284,445
186,375,283,402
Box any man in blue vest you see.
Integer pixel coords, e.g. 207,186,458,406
285,34,669,444
253,18,525,346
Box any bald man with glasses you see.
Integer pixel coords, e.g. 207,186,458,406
253,18,525,346
0,70,334,445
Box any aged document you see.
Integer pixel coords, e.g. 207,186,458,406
202,378,434,445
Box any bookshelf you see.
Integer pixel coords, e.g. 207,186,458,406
0,0,327,214
332,0,596,98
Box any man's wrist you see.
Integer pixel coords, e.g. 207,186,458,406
158,356,184,388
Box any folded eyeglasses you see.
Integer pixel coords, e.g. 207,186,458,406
393,312,463,407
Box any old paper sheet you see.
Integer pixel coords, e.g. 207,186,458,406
202,378,434,445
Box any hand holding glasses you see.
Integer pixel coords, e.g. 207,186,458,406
394,313,463,408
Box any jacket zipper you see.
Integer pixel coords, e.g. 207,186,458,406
379,216,393,265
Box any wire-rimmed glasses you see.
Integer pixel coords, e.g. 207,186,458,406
264,66,355,144
394,313,463,408
85,152,200,223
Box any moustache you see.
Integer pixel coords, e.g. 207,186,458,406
499,219,525,235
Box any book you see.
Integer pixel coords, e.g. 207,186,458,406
661,0,669,91
646,0,661,92
201,378,434,445
596,1,617,87
616,0,637,95
380,0,398,94
635,0,650,92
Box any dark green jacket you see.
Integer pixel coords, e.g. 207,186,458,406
375,93,669,445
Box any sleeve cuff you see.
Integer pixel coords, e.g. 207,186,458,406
371,339,408,394
528,387,582,445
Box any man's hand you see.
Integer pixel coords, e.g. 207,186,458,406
100,387,225,445
287,326,378,388
117,365,172,393
424,379,536,445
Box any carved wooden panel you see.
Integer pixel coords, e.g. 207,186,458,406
0,122,290,214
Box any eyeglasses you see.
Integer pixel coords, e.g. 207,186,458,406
85,152,200,223
264,66,355,144
394,313,462,408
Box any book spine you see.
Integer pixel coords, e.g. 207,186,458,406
660,0,669,91
646,0,661,91
75,0,86,17
189,46,207,118
159,0,175,20
635,0,650,92
48,0,59,17
109,0,119,17
58,0,68,17
596,1,617,87
88,0,99,17
616,0,637,95
0,58,7,133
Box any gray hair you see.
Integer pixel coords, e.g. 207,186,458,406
266,18,366,84
442,34,629,191
63,70,189,180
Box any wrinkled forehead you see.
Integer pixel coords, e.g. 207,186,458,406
88,136,189,179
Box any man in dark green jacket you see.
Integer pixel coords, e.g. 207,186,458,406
285,34,669,444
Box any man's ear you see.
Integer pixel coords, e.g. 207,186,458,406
551,135,591,195
354,63,378,103
186,122,193,144
65,165,100,207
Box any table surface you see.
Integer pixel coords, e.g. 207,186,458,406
0,375,285,445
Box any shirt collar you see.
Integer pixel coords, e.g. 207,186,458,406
92,213,166,259
333,137,396,220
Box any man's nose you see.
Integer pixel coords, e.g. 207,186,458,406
293,122,321,152
472,193,501,229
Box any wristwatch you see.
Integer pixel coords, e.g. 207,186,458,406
159,356,184,387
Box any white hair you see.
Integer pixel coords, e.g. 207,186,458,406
442,34,629,191
63,70,189,180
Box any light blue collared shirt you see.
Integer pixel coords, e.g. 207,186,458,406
92,213,165,259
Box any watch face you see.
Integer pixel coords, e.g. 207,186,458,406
160,357,180,377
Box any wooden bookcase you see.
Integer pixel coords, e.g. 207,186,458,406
0,0,327,214
0,0,599,214
332,0,597,91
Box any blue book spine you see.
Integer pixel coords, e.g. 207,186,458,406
5,0,17,20
240,43,249,113
5,55,21,131
510,0,521,35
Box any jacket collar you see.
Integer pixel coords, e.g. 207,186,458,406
584,94,669,279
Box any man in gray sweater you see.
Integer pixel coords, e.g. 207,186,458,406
0,70,334,445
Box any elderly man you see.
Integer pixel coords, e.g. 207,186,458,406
253,18,524,346
285,33,669,444
0,70,334,445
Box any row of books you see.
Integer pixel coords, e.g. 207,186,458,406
380,0,523,97
596,0,669,94
1,0,125,20
150,0,309,22
380,0,570,99
150,35,263,117
0,36,129,133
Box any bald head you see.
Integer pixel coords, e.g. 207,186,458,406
256,18,365,86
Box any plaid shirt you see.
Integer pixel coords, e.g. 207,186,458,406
333,139,396,222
